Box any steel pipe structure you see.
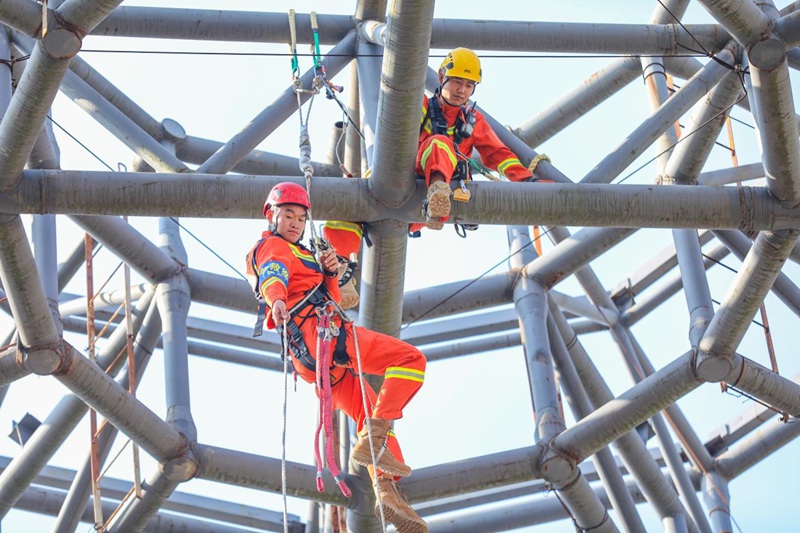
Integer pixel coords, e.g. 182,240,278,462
0,2,798,532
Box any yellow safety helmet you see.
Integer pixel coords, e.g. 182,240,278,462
439,47,482,84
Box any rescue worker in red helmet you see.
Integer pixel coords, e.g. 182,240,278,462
413,47,532,232
246,182,428,533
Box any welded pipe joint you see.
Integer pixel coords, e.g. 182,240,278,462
160,450,199,482
40,13,83,60
19,339,67,375
694,348,734,382
538,443,576,486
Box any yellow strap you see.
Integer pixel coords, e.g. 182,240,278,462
527,154,551,174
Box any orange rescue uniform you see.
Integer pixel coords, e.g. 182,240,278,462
246,231,426,469
417,93,532,185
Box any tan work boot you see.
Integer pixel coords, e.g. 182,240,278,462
374,474,428,533
351,418,411,477
337,264,359,310
424,181,451,230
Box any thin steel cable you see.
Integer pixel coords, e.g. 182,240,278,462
350,325,388,532
281,324,290,533
616,70,748,184
401,227,551,330
80,49,705,59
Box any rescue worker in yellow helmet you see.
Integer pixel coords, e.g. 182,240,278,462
413,47,532,232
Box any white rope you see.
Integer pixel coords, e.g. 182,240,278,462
281,324,290,533
351,325,388,532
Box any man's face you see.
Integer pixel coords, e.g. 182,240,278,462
272,204,307,243
440,76,476,106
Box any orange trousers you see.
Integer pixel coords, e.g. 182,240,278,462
291,315,426,470
416,134,459,186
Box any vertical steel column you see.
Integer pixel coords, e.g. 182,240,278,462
153,132,197,441
509,226,614,532
508,227,564,442
701,472,733,532
546,224,704,532
344,61,362,178
547,312,646,532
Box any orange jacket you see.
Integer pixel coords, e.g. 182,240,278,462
419,94,532,182
246,231,341,329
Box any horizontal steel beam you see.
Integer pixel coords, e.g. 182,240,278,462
9,172,800,231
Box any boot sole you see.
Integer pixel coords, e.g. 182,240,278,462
379,505,429,533
424,218,444,230
351,453,411,477
426,189,451,219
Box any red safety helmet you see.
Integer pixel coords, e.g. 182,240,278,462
262,182,310,217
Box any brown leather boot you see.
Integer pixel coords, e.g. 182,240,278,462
424,181,451,230
374,474,428,533
351,418,411,477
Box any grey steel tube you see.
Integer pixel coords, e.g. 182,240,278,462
548,313,646,533
70,215,181,284
673,229,715,347
698,0,771,51
697,229,799,378
581,42,738,184
94,8,353,45
356,40,382,168
715,416,800,479
400,446,543,503
749,58,800,204
0,0,41,36
701,472,733,533
514,56,642,149
697,162,764,186
193,443,353,507
713,229,800,317
55,0,125,34
358,220,408,334
663,69,744,185
0,32,73,189
401,271,515,323
196,32,356,176
0,215,61,352
0,345,27,386
509,227,564,442
523,227,637,288
55,343,186,461
106,470,181,532
156,273,197,441
553,352,700,461
178,135,340,177
12,172,800,232
367,0,434,208
729,355,800,416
